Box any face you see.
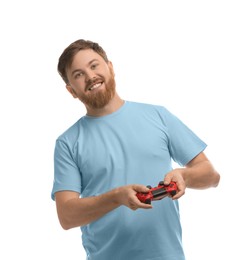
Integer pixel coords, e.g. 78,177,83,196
66,49,116,110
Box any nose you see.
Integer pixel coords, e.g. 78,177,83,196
85,70,96,83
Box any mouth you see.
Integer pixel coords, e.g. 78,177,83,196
87,82,103,91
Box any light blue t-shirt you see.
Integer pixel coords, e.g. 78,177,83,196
51,101,207,260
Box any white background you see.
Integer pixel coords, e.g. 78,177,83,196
0,0,235,259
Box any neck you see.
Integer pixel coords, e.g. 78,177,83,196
86,93,124,117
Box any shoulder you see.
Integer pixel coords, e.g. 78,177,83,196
126,100,170,115
126,100,161,109
56,117,85,145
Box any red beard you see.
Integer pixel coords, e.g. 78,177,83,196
79,72,116,109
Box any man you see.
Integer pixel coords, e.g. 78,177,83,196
51,39,220,260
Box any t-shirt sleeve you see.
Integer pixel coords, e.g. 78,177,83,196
159,106,207,166
51,139,82,200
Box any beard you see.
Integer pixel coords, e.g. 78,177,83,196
79,71,116,110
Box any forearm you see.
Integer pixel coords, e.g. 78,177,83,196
56,189,120,229
182,159,220,189
55,185,151,230
164,153,220,199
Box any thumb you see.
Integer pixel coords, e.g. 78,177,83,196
164,175,172,185
133,184,150,193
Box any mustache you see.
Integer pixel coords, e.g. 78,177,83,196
86,77,103,88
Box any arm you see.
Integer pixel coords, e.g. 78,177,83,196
55,184,152,230
164,152,220,199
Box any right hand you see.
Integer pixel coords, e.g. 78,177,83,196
114,184,153,210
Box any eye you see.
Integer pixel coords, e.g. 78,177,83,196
91,63,99,70
74,72,84,79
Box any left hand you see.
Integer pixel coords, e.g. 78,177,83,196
163,168,186,200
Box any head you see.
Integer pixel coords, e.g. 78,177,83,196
57,39,116,110
58,39,109,84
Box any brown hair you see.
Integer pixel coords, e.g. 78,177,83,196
57,39,109,84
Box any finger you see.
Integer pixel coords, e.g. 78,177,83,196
133,197,153,209
130,205,138,211
164,174,173,185
172,182,185,199
172,189,185,200
139,203,153,209
133,184,150,193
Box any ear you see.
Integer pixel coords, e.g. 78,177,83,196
66,85,77,98
108,61,115,77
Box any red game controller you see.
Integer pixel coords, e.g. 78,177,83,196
136,181,178,204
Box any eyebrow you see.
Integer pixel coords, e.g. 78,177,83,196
71,59,99,77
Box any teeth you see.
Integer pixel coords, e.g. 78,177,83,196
89,83,102,91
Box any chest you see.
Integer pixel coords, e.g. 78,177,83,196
73,120,171,194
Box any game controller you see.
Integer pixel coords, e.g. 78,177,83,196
136,181,178,204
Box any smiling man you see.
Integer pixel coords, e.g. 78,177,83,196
59,42,122,116
51,39,220,260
